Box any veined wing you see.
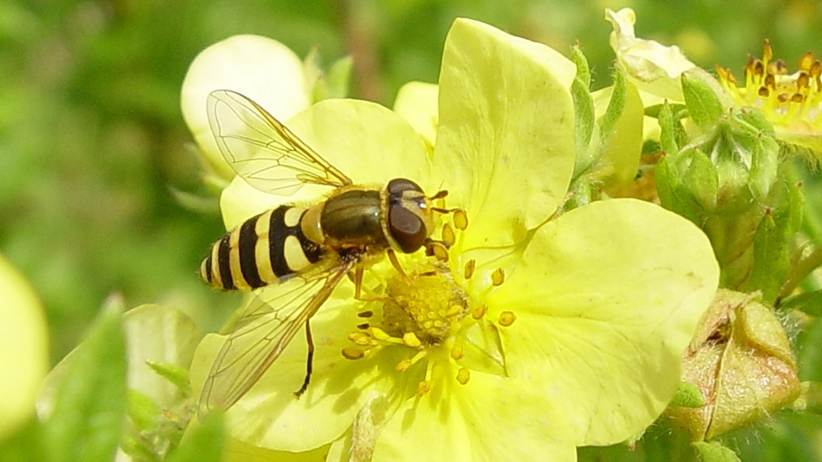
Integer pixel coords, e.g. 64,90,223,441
199,258,356,412
207,89,353,195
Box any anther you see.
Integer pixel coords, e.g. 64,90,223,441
758,86,769,97
417,381,431,396
446,304,463,317
403,332,422,348
357,323,370,330
456,367,471,385
498,311,517,327
442,224,456,247
451,343,464,360
341,347,365,360
800,52,814,71
430,243,449,262
471,305,487,319
348,332,372,346
453,209,468,230
491,268,505,286
464,259,476,279
357,310,373,318
396,359,413,372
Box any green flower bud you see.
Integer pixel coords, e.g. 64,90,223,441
666,290,800,440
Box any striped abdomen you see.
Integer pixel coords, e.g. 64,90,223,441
200,205,324,290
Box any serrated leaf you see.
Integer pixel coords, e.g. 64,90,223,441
41,298,127,462
682,68,729,130
146,360,191,395
167,413,224,462
670,381,705,408
693,441,741,462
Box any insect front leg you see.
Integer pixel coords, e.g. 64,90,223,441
294,320,314,398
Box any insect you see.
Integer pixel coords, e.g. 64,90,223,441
198,90,456,411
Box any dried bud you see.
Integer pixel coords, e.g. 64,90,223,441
666,289,800,440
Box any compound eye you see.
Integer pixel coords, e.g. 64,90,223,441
388,206,426,253
387,178,423,196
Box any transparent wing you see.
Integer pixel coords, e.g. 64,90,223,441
199,258,355,412
207,89,353,195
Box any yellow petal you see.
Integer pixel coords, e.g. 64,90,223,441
393,81,438,149
605,8,696,100
371,364,576,461
487,199,719,445
181,35,310,178
433,18,576,250
0,254,47,439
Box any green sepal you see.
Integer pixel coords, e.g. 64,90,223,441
305,49,353,102
681,68,730,130
41,296,128,462
597,67,626,142
167,413,225,462
127,389,161,431
656,147,717,224
748,135,780,202
571,51,595,176
670,381,706,408
693,441,741,462
745,176,803,303
658,102,679,156
146,360,192,395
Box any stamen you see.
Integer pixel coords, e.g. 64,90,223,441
453,209,468,230
397,350,427,372
498,311,517,327
446,304,463,317
417,381,431,396
456,367,471,385
348,332,372,346
357,310,373,318
431,243,449,262
491,268,505,286
342,347,365,360
463,259,476,279
442,224,456,247
403,332,422,348
471,305,487,319
357,323,370,330
451,343,464,360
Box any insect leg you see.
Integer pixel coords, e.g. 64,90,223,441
294,320,314,398
386,248,410,281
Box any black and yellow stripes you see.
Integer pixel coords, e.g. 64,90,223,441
200,205,325,291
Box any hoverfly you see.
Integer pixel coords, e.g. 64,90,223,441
198,90,454,411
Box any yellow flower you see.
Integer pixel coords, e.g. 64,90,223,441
185,18,719,460
716,40,822,154
0,254,48,439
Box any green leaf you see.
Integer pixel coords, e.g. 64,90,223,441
167,413,224,462
670,381,705,408
681,68,729,130
693,441,741,462
41,297,128,462
146,360,192,395
781,290,822,316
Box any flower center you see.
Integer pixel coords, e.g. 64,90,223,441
380,269,468,344
338,207,517,395
717,40,821,128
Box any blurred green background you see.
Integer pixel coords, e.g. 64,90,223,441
1,0,820,460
